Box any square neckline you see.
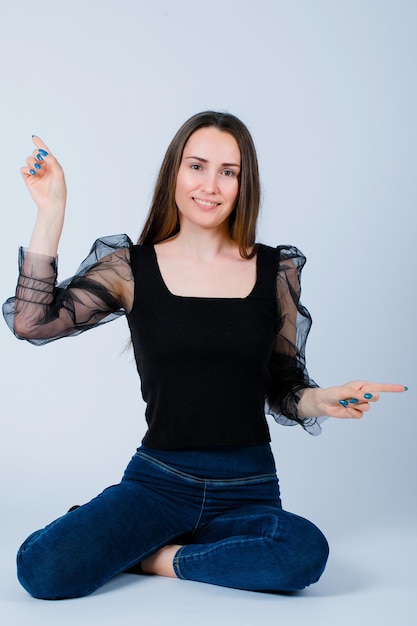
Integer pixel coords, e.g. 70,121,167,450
151,245,261,301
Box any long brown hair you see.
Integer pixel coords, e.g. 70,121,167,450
138,111,261,259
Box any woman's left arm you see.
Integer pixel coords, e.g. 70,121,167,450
265,246,320,432
298,382,407,420
267,247,407,432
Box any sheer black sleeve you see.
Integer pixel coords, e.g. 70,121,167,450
2,234,133,345
265,245,326,435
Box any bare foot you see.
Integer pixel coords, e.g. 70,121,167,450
141,545,182,578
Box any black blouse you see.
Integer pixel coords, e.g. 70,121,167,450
2,234,325,437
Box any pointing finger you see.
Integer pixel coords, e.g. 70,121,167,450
359,383,408,395
345,381,407,395
31,135,52,155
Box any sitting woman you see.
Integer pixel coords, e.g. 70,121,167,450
3,110,406,600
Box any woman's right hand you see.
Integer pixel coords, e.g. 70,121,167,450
21,136,67,257
21,136,67,213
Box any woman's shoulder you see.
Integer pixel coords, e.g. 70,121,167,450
86,234,154,262
256,242,306,264
71,234,134,276
89,233,133,251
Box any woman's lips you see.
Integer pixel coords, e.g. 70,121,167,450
193,197,220,210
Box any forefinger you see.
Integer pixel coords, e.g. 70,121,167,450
360,383,407,394
31,135,52,155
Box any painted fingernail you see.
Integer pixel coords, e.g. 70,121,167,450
339,400,349,407
364,393,373,400
404,386,408,391
34,162,41,170
349,398,359,404
38,149,48,156
32,134,36,138
36,154,44,161
29,169,36,175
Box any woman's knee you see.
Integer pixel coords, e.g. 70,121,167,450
17,527,97,600
273,511,329,590
295,516,329,587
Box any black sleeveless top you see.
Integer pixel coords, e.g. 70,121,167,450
127,244,278,449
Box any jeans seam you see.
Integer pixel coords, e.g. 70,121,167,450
173,546,186,579
135,452,276,486
135,452,205,484
192,480,207,532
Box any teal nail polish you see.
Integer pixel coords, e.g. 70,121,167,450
34,162,41,170
32,134,36,138
339,400,349,407
36,154,43,161
364,393,373,400
404,386,408,391
349,398,359,404
29,169,36,175
38,149,48,156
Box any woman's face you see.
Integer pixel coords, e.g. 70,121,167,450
175,127,241,232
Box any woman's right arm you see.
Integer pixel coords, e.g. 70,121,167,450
11,136,66,339
5,138,133,344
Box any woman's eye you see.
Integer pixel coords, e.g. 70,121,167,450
222,169,235,177
190,164,202,171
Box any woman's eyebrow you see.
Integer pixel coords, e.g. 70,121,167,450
184,156,241,168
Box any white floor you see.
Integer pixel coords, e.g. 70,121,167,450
1,522,415,626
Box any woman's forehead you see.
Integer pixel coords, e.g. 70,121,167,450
183,127,241,164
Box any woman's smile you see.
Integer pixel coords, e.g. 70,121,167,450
192,197,221,209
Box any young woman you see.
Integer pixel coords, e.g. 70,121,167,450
3,111,406,599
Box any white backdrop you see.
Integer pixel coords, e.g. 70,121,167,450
0,0,416,618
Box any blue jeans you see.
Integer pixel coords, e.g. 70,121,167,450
17,445,329,599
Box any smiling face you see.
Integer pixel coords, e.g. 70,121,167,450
174,126,241,233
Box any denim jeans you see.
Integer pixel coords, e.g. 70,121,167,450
17,444,329,599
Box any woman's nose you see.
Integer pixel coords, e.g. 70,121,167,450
201,171,219,194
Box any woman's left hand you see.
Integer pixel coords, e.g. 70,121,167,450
311,381,408,419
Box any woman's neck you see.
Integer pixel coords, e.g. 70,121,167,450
168,221,238,261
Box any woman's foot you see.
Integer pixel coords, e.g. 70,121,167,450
141,544,182,578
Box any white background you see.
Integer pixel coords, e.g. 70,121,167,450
0,1,416,624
